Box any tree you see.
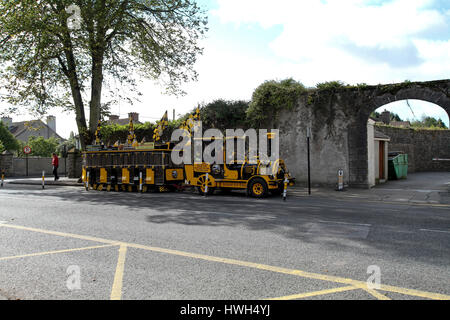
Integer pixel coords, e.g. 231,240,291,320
200,100,250,130
411,116,448,129
370,111,402,122
436,118,448,129
0,0,208,149
370,111,380,119
390,113,402,122
57,131,78,155
0,122,20,152
17,136,59,157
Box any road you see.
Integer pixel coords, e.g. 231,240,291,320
0,183,449,300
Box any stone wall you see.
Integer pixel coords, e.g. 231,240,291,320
67,150,82,178
277,95,351,188
275,80,450,188
0,153,69,177
0,151,14,176
375,126,450,173
11,157,67,177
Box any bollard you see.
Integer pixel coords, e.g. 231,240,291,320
42,171,45,189
86,171,90,191
283,174,288,201
139,172,143,193
337,169,344,191
204,173,209,196
1,171,4,188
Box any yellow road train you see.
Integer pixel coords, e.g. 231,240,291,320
184,136,295,198
82,143,185,193
82,112,294,197
82,140,295,198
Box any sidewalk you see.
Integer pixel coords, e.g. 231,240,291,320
290,172,450,206
2,172,449,206
4,176,81,187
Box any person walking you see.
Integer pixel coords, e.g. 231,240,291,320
52,153,59,181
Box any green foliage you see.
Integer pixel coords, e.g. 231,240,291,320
356,83,369,89
98,100,249,144
410,116,448,129
99,123,133,146
370,111,380,119
247,78,307,127
200,100,249,130
316,81,348,90
99,121,186,146
17,136,59,157
390,113,403,122
0,0,208,148
0,121,20,152
57,131,77,156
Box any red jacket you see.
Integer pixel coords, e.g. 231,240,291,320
52,155,59,167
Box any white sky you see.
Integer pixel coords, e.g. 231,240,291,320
1,0,449,138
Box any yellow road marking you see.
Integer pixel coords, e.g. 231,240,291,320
352,283,392,300
377,284,442,300
110,245,127,300
267,286,358,300
1,223,450,300
97,242,450,301
0,223,118,245
0,244,117,261
362,288,391,300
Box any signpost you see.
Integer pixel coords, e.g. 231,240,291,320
23,146,32,177
307,127,311,195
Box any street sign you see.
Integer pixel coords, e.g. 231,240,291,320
23,146,32,177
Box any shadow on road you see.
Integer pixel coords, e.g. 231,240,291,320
2,181,450,267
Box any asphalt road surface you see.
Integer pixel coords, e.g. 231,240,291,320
0,184,449,300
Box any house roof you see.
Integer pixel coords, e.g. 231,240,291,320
374,129,390,141
9,120,65,141
389,121,411,128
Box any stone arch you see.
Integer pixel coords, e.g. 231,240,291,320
347,80,450,188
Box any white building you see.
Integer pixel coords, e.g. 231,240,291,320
1,116,64,142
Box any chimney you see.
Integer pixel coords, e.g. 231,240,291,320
47,115,56,133
109,115,120,122
128,112,139,122
381,110,390,125
1,117,12,128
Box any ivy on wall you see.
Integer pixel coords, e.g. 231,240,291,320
246,78,307,128
98,79,448,143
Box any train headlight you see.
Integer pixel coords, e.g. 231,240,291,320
172,170,178,179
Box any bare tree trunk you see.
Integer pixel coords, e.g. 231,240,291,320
88,3,106,137
89,53,104,134
63,40,89,150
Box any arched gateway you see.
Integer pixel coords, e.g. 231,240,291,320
277,79,450,188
